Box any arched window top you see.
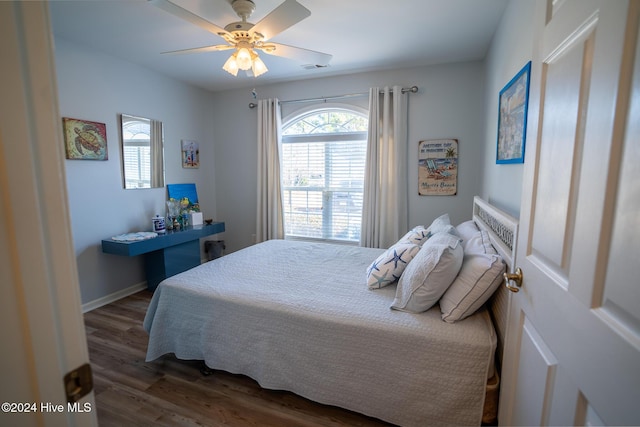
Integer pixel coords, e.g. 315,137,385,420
122,120,150,142
283,109,368,136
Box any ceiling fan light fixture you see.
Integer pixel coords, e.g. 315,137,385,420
236,47,253,70
222,53,239,76
153,0,331,81
223,47,268,78
252,55,268,77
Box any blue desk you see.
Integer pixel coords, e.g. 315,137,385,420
102,222,225,290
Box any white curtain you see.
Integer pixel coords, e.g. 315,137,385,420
256,98,285,242
150,119,164,187
360,86,408,248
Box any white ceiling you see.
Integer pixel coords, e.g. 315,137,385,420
49,0,507,92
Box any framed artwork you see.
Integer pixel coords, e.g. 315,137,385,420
418,139,458,196
181,140,199,168
62,117,108,160
167,183,199,204
496,61,531,164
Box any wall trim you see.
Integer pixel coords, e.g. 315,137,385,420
82,282,147,313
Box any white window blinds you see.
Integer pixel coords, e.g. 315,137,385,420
122,119,151,188
281,109,367,243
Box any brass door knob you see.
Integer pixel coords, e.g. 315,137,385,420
504,267,523,293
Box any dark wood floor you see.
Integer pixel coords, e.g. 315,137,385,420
84,290,392,426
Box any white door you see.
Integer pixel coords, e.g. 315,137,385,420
499,0,640,425
0,2,97,426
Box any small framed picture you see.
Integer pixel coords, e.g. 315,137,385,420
181,140,199,168
62,117,108,160
496,61,531,164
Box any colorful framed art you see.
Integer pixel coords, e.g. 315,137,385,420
181,140,199,168
62,117,108,160
418,139,458,196
496,61,531,164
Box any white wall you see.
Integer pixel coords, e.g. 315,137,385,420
55,39,219,304
211,62,486,253
481,0,536,217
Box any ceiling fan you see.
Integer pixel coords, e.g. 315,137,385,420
150,0,332,77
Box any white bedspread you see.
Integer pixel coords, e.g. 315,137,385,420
144,240,496,426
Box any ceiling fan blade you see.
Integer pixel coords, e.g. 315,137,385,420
161,44,234,55
250,0,311,41
149,0,231,40
261,43,332,66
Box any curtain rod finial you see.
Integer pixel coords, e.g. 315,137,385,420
249,102,257,109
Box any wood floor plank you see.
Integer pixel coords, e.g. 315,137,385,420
84,291,391,427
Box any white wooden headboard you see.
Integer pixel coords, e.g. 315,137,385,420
471,196,519,365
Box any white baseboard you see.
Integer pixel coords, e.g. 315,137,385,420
82,281,147,313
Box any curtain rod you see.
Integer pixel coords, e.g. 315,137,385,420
248,85,418,109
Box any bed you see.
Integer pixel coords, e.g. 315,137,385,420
144,197,518,426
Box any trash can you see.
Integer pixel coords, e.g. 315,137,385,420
204,240,225,261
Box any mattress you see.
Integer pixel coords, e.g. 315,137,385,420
144,239,497,426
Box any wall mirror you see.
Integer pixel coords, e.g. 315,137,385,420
119,113,165,189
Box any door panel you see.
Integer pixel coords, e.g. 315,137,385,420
512,318,558,426
500,1,640,425
531,22,593,279
601,15,640,335
547,367,580,425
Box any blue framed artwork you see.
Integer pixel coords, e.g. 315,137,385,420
496,61,531,164
167,183,198,204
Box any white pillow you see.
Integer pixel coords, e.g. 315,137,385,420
440,253,506,323
456,220,480,244
464,229,497,255
399,214,457,246
367,243,420,289
428,213,458,236
391,232,463,313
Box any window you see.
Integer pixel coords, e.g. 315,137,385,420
282,109,368,243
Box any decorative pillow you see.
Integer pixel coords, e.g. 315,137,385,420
391,232,463,313
456,220,480,245
367,243,420,289
398,226,431,246
398,214,457,246
440,253,506,323
464,229,497,255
